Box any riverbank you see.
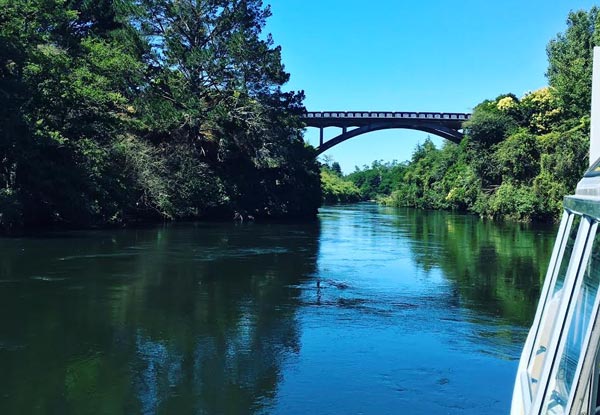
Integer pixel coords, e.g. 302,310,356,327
343,110,587,223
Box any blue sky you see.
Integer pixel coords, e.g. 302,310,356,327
265,0,599,173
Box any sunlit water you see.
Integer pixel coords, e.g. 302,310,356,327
0,203,556,414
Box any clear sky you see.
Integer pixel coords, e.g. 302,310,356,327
265,0,599,173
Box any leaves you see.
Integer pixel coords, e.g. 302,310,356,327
320,169,361,204
376,82,590,222
0,0,319,232
547,7,600,118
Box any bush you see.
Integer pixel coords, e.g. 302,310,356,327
321,170,361,203
464,110,518,147
495,130,540,184
485,183,541,222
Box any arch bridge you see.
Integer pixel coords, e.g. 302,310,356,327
301,111,471,154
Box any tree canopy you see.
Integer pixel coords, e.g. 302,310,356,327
0,0,320,232
547,7,600,119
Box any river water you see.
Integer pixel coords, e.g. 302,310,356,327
0,203,557,414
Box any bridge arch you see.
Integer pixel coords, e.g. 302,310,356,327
300,111,470,155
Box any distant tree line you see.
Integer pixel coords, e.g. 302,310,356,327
320,159,361,204
336,7,598,222
318,159,406,205
0,0,321,232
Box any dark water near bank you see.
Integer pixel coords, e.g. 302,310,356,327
0,203,556,414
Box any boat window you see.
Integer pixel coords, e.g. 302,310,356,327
541,222,600,414
552,216,583,295
527,215,582,397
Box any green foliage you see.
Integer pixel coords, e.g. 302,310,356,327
537,127,589,191
330,162,342,177
320,169,361,204
495,130,540,183
485,183,541,222
0,0,320,232
2,3,597,229
518,88,563,133
380,93,589,222
378,68,591,222
376,4,600,224
380,139,479,211
464,106,517,147
346,160,406,200
547,7,600,119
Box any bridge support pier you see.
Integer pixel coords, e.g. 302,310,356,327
319,128,324,146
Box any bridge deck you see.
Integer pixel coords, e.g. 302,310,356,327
301,111,470,129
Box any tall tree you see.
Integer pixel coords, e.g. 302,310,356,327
546,7,600,119
136,0,318,218
137,0,293,145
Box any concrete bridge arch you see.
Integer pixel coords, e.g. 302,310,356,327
300,111,471,155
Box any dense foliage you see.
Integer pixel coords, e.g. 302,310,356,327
379,87,589,222
351,8,598,222
0,0,320,232
319,159,407,203
319,162,361,203
346,161,406,201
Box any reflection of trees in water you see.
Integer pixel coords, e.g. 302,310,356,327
0,222,320,414
395,208,555,326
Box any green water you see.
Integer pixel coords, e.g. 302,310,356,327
0,203,556,414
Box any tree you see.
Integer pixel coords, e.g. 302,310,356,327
0,0,151,228
547,7,600,119
135,0,319,218
518,87,563,134
330,162,342,176
464,108,517,147
136,0,294,145
495,130,540,184
320,169,361,203
0,0,321,231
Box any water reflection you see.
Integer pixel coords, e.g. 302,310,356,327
395,207,554,325
0,205,557,415
0,223,319,414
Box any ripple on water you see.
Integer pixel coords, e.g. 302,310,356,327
30,276,68,282
58,253,138,261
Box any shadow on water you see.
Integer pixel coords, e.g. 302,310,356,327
0,222,320,415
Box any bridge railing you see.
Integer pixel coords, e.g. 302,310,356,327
302,111,471,120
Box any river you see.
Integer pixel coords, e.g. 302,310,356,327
0,203,557,414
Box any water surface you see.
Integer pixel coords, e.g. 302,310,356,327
0,203,556,414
